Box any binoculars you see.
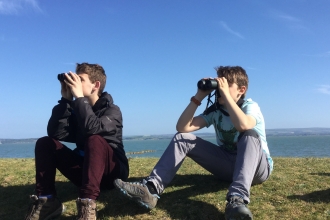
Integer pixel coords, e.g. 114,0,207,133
197,79,218,90
57,73,72,82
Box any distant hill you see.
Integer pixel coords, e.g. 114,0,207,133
0,138,38,144
265,127,330,136
1,127,330,144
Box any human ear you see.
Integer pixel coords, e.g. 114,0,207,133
238,86,246,95
93,81,101,91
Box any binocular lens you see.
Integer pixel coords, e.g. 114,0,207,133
57,73,73,82
57,73,66,82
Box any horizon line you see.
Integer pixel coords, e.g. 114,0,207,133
1,127,330,140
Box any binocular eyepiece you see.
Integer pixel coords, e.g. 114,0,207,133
197,79,218,90
57,73,72,82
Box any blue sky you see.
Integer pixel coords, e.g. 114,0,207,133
0,0,329,138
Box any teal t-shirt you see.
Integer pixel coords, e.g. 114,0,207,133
200,98,273,171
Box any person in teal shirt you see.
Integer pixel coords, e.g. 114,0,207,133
114,66,272,220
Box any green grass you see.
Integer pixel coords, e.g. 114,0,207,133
1,157,330,220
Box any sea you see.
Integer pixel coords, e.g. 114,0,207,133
1,135,330,158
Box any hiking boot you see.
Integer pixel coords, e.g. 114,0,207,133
225,195,253,220
114,179,160,209
76,198,97,220
24,195,65,220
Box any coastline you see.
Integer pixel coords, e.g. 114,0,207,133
1,127,330,144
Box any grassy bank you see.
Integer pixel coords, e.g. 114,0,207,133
1,157,330,220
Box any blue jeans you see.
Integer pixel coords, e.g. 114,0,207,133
146,130,270,203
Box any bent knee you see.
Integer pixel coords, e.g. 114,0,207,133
238,129,259,142
174,132,197,141
35,136,62,151
35,136,54,148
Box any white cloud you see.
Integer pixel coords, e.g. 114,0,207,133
0,0,42,15
317,85,330,95
271,10,309,31
277,14,300,23
219,21,244,39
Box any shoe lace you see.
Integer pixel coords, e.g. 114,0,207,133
80,205,88,218
77,200,96,220
125,181,147,195
228,196,245,207
25,196,42,219
131,179,147,186
128,180,160,198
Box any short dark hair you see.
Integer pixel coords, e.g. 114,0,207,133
76,63,106,96
215,66,249,99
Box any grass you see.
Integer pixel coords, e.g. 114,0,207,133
1,157,330,220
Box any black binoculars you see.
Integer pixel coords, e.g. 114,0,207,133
57,73,72,82
197,79,218,90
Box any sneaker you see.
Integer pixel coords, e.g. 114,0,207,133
76,198,97,220
114,179,160,209
24,195,65,220
225,195,253,220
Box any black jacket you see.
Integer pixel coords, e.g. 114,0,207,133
47,92,129,179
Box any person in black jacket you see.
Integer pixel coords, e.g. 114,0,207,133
24,63,129,220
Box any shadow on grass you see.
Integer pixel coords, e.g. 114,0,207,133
100,174,230,220
287,172,330,203
160,174,230,220
0,174,230,220
0,181,77,220
0,181,153,220
310,172,330,177
287,188,330,203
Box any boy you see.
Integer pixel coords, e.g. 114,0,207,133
114,66,272,220
25,63,129,220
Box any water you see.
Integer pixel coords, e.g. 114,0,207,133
1,135,330,158
267,135,330,157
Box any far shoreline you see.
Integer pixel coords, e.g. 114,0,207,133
1,127,330,144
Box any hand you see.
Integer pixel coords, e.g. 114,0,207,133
195,77,215,100
64,72,84,99
215,77,230,97
61,81,73,101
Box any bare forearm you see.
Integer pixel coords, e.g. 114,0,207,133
176,102,199,132
224,96,255,131
176,94,206,132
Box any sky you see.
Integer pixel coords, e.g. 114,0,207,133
0,0,329,138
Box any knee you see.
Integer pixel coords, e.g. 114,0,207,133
85,135,108,151
172,133,198,153
174,132,197,141
35,136,65,154
35,136,54,150
237,129,259,142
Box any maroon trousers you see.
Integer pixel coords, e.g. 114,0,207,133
35,135,121,200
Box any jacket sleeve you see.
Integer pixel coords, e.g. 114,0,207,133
72,97,122,139
47,98,77,142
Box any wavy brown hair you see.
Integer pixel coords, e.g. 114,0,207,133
215,66,249,99
76,63,106,96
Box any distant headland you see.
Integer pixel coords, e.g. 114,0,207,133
1,127,330,144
